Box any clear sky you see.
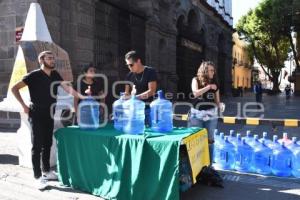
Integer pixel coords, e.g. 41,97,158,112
232,0,262,27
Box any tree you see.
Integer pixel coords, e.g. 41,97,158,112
271,0,300,70
236,0,290,92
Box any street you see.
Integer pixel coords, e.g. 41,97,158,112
1,92,300,200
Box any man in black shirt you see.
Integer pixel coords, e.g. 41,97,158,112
124,50,157,126
11,51,84,190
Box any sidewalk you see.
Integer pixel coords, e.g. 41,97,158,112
0,132,102,200
219,92,300,137
1,131,300,200
222,91,300,119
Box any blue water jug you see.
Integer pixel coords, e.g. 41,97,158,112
150,90,173,132
214,130,222,145
287,137,298,150
244,130,253,144
267,135,280,150
291,139,300,177
228,130,235,143
253,140,272,175
248,135,259,148
278,132,292,146
271,142,293,177
213,129,219,141
287,137,300,177
213,132,224,163
214,136,236,170
214,132,224,151
231,133,242,147
113,92,126,131
123,96,145,134
235,138,253,172
259,132,272,147
78,96,100,130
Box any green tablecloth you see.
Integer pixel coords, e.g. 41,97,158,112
55,124,202,200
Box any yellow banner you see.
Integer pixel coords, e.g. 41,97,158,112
8,46,28,92
182,128,210,183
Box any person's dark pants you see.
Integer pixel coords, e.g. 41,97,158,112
29,106,54,179
255,94,262,108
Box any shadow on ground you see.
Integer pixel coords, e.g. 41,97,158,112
181,181,300,200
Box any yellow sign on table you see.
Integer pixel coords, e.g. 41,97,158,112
182,128,210,183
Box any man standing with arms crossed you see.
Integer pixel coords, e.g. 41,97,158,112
11,51,84,190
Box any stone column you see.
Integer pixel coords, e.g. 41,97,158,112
223,36,233,96
59,0,95,78
205,46,219,64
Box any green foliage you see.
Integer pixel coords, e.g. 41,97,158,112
235,0,299,90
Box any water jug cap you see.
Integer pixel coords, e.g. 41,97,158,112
292,137,297,143
246,130,251,137
283,132,288,138
85,85,92,96
254,134,258,139
157,90,164,99
237,133,241,139
273,135,278,141
224,136,229,141
263,132,267,137
214,129,218,136
230,130,234,135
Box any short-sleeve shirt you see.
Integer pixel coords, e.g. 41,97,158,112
22,69,63,108
125,66,157,103
75,79,104,102
193,77,219,110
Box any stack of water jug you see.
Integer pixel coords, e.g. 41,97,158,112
213,129,300,177
113,90,173,134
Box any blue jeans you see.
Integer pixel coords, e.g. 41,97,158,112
188,112,218,165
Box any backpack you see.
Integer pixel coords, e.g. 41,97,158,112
196,166,224,188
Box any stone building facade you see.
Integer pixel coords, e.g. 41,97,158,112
0,0,233,126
